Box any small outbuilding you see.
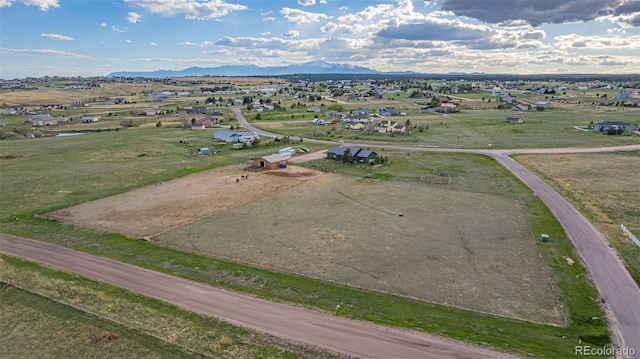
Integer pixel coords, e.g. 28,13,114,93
506,117,523,124
81,116,101,123
253,154,289,169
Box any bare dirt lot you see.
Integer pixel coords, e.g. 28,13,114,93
45,164,324,239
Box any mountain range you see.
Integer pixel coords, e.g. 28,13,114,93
106,61,416,78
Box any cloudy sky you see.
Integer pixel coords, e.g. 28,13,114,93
1,0,639,78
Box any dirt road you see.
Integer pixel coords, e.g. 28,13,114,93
0,234,520,359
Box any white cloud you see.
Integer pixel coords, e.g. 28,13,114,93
282,30,300,37
111,25,128,32
297,0,315,6
40,33,73,41
149,42,158,46
126,12,142,23
178,41,198,46
125,39,132,43
124,0,248,20
554,34,639,49
280,7,331,23
100,22,107,27
0,47,95,59
261,31,271,36
321,22,337,33
263,16,276,22
0,0,59,11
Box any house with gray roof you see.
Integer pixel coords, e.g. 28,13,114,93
326,146,376,163
214,129,257,143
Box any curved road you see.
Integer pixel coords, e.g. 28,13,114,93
0,234,519,359
237,108,640,357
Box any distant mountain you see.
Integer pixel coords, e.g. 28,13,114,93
107,61,382,78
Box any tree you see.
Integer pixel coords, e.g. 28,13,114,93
255,113,262,120
252,137,260,148
191,118,196,125
156,121,162,128
341,148,355,164
404,119,412,135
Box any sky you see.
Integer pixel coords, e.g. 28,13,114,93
1,0,639,79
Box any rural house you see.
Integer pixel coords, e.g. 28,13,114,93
192,118,216,130
593,121,636,133
342,112,374,123
535,101,552,109
327,146,361,160
214,129,257,143
354,149,377,163
376,120,407,134
253,154,289,169
29,114,56,126
378,106,395,117
326,146,377,163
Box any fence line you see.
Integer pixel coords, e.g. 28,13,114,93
621,224,640,248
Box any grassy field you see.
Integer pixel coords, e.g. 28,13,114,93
516,151,640,286
249,106,640,149
0,84,617,358
1,140,611,357
0,256,342,359
157,153,560,324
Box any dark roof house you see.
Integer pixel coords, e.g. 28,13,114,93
326,146,376,163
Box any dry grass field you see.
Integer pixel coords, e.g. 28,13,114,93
517,151,640,284
45,164,324,239
143,168,563,325
0,77,286,107
43,157,563,324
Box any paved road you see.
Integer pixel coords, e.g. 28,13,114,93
0,234,520,359
490,154,640,358
236,107,640,357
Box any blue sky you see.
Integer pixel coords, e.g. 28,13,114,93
1,0,639,79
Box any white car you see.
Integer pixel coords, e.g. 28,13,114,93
337,139,344,143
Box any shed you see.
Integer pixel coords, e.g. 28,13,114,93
506,117,523,124
81,116,101,123
253,154,289,169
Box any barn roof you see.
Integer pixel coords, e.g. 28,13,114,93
261,154,290,163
